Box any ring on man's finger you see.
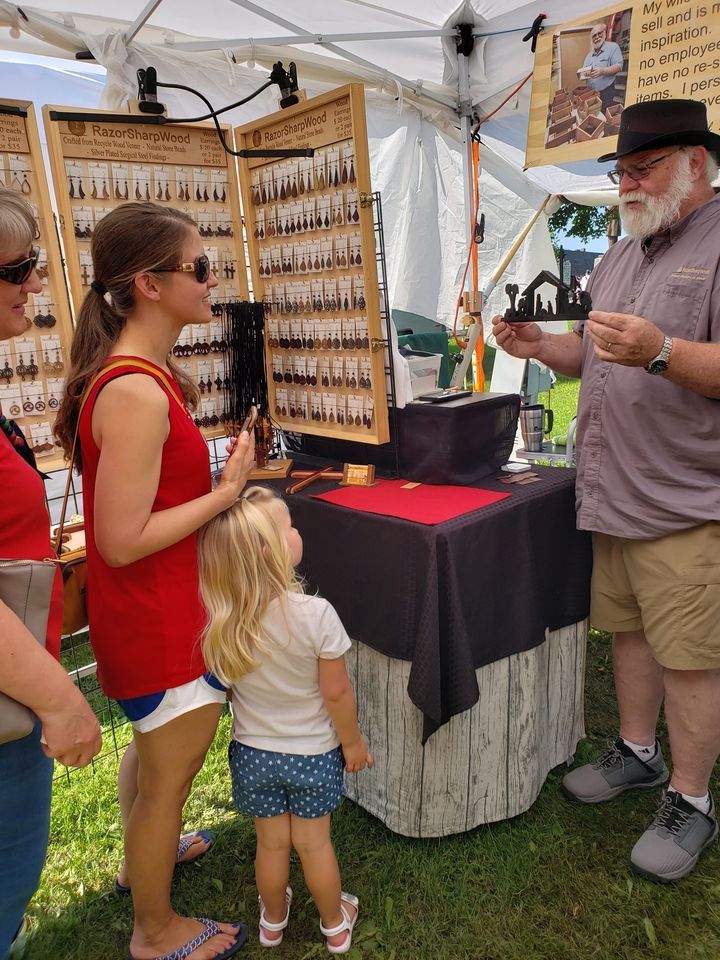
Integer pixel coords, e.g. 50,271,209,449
606,341,614,350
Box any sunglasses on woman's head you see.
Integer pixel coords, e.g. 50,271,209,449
0,246,40,285
154,254,211,284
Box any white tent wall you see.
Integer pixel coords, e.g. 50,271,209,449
81,38,571,330
0,1,620,393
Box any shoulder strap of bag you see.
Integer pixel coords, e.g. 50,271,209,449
53,361,187,557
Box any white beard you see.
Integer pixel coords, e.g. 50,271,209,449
619,152,695,239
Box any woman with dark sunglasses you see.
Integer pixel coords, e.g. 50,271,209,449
55,203,253,960
0,188,101,958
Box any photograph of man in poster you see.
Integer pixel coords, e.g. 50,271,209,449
581,22,624,112
544,10,631,150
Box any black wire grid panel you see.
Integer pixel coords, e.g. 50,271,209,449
279,191,401,474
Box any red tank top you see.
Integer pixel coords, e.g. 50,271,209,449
0,431,62,658
79,358,210,698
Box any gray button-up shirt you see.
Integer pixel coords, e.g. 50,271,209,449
573,192,720,539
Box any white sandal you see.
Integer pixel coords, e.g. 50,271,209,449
320,892,359,955
258,885,293,948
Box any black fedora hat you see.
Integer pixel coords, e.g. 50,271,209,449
597,98,720,162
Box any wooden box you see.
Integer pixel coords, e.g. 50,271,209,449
575,115,605,142
548,116,575,139
577,96,602,122
551,102,573,122
546,127,576,149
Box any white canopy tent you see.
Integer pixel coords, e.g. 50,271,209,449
0,2,620,343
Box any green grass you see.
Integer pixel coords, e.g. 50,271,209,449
21,630,720,960
542,376,580,442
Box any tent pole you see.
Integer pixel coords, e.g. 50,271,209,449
458,49,474,248
124,0,165,44
223,0,457,111
453,31,476,388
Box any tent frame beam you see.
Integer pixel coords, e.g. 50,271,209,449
219,0,456,111
125,1,165,44
172,29,459,51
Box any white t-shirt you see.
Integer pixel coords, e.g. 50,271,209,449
230,592,352,755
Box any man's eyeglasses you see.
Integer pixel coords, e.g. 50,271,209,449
607,150,679,185
154,254,211,284
0,246,40,285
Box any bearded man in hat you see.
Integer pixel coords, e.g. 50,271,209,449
492,99,720,882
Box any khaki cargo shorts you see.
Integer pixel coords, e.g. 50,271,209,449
591,522,720,670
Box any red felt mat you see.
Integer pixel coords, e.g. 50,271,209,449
311,478,510,525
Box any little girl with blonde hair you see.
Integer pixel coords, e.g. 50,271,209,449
198,486,372,954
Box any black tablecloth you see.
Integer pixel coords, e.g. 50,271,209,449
275,466,591,741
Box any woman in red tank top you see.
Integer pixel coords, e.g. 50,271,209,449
0,190,100,957
55,204,254,960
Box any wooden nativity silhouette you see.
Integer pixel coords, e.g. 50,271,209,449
504,270,592,323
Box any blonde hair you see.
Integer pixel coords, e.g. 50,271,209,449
198,486,303,684
0,188,38,257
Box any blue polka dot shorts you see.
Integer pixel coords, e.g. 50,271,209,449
228,741,345,819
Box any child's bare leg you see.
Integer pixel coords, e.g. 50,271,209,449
255,814,292,944
290,814,357,950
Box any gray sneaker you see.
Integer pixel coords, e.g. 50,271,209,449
561,738,668,803
631,790,718,882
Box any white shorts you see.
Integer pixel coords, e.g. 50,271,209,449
117,674,228,734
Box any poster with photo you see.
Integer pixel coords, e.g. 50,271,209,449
525,0,720,167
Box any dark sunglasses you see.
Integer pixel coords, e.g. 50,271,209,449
0,246,40,285
154,254,211,284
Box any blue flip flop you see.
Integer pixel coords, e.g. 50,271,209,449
127,918,248,959
115,830,216,895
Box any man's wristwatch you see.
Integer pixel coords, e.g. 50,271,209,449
645,335,673,375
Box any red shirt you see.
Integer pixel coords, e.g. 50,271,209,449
79,358,211,699
0,431,62,658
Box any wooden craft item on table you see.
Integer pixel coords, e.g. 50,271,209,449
498,472,540,484
341,463,377,487
285,466,338,494
247,458,294,480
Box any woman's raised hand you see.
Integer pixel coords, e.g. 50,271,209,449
215,430,256,505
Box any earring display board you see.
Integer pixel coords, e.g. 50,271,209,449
235,85,390,444
0,100,75,467
42,107,250,439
